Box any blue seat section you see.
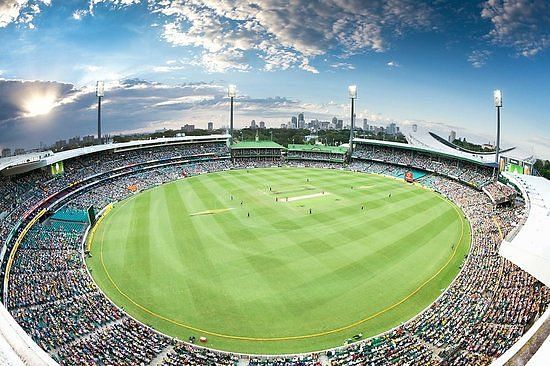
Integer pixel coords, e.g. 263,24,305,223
51,208,89,223
412,169,427,179
48,220,86,232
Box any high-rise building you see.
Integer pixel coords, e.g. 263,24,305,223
182,124,195,132
449,130,457,142
207,122,214,131
363,118,368,131
259,121,266,129
250,120,257,129
14,148,25,155
297,113,305,129
387,122,397,135
291,116,297,129
1,148,11,158
336,119,343,130
412,124,418,132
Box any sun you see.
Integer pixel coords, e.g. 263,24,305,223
24,94,57,117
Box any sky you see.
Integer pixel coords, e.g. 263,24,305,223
0,0,548,158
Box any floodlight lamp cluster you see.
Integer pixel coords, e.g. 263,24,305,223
96,81,105,97
228,84,237,98
348,85,357,99
493,89,502,107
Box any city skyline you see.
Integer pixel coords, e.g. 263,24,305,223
0,1,548,158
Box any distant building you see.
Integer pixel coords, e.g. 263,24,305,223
297,113,305,129
82,135,95,144
182,124,195,133
336,119,343,130
1,148,11,158
363,118,368,131
259,121,266,129
386,123,397,135
68,136,81,146
207,122,214,131
14,148,25,155
412,124,418,132
250,120,257,129
449,130,457,142
54,140,67,150
320,121,330,130
291,116,297,129
280,123,287,129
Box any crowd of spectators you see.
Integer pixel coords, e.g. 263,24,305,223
0,144,547,365
286,160,344,170
352,144,494,187
483,182,517,204
287,151,345,162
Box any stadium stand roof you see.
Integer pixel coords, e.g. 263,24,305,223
428,132,516,155
353,137,496,166
231,140,285,149
287,144,347,154
0,135,230,176
499,173,550,286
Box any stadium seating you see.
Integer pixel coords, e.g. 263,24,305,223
0,141,547,365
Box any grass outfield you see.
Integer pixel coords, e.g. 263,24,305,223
87,167,470,354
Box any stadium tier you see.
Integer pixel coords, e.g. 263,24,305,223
0,136,548,365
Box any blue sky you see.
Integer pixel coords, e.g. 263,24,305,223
0,0,548,158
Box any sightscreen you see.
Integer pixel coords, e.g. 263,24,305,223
50,161,64,175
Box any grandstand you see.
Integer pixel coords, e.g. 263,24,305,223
231,140,285,163
287,144,347,163
0,135,548,365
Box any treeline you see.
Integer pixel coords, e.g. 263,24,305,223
534,160,550,180
113,128,406,147
240,128,407,146
452,138,494,152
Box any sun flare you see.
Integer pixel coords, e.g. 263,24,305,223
24,94,57,117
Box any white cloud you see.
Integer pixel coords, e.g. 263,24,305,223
330,62,355,70
72,9,88,20
152,65,185,73
387,61,400,68
0,0,51,28
153,95,216,107
467,50,491,68
481,0,549,57
152,0,435,73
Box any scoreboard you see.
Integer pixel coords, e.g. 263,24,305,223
499,156,534,175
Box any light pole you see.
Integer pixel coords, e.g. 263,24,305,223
493,89,502,180
228,85,237,145
96,81,104,145
348,85,357,155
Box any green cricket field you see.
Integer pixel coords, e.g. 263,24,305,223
87,167,470,354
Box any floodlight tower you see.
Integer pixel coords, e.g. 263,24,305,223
348,85,357,155
96,81,105,145
228,85,237,145
493,89,502,180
